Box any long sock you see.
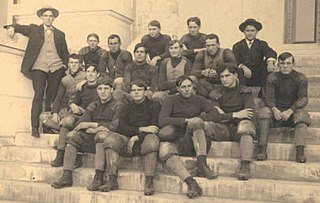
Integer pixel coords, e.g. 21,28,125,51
63,145,77,171
144,152,157,176
57,127,69,150
294,123,307,147
95,143,105,171
105,149,119,176
192,129,207,156
166,155,190,181
240,135,254,161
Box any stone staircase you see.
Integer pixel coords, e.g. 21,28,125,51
0,55,320,202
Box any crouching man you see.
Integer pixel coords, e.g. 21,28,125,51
205,66,256,180
257,52,311,163
51,77,124,189
158,75,218,199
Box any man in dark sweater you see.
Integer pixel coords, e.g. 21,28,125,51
89,80,161,195
233,19,277,97
180,17,207,63
51,77,124,189
204,65,256,180
141,20,171,67
158,75,224,198
257,52,310,163
50,65,100,168
190,34,241,98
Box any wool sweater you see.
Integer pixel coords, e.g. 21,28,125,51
69,83,99,109
104,50,133,79
180,33,207,63
141,33,171,60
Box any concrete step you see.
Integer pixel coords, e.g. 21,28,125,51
1,150,320,183
0,179,275,203
295,66,320,76
309,85,320,97
0,200,31,203
305,97,320,111
0,135,14,147
0,162,319,202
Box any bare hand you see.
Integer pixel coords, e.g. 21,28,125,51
241,65,252,79
6,27,15,38
51,113,60,124
282,109,294,121
201,68,210,77
214,106,225,114
208,69,217,78
86,126,110,134
74,122,97,131
70,103,81,115
76,80,87,91
139,125,159,134
233,108,254,119
127,135,139,155
267,62,277,73
149,56,161,66
272,107,285,121
194,48,206,53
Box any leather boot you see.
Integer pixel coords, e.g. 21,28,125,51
73,154,83,169
51,170,73,189
51,150,64,167
185,177,202,198
196,155,218,179
31,127,40,138
144,176,155,196
87,170,104,191
98,175,119,192
296,145,307,163
256,145,268,161
238,160,250,180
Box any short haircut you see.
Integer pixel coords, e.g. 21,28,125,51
130,79,148,91
69,53,80,60
187,17,201,26
176,75,193,87
217,66,238,76
206,33,220,43
148,20,161,28
278,52,295,63
169,39,183,48
108,34,121,43
84,64,98,72
134,43,148,54
87,33,99,42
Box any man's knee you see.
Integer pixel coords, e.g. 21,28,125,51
103,132,126,153
293,109,311,126
159,125,179,142
60,115,76,129
237,120,256,136
39,112,52,123
159,142,178,162
187,117,204,132
258,107,273,119
141,134,160,155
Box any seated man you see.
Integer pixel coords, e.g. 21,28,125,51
158,75,218,199
40,53,86,133
204,65,256,180
153,40,193,104
141,20,171,67
257,52,311,163
190,34,240,98
87,80,161,195
50,65,100,167
51,77,124,189
79,33,108,71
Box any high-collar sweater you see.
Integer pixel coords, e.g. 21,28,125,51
180,33,207,63
69,82,99,109
141,33,171,60
79,46,108,71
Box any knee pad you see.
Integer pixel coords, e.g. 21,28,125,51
113,77,124,90
187,118,204,131
103,133,125,153
60,115,76,129
141,134,160,155
293,109,311,126
159,142,179,162
258,107,273,119
237,120,256,136
39,112,52,123
159,125,180,142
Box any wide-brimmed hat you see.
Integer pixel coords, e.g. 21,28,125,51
239,18,262,32
36,6,59,18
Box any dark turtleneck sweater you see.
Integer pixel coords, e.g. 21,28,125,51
141,33,171,60
265,70,308,111
110,50,121,61
180,33,207,63
118,98,161,140
69,82,99,109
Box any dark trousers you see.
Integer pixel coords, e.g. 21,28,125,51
31,68,65,128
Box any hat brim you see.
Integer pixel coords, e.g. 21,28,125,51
239,21,262,32
37,8,59,18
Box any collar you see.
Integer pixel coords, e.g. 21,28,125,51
43,24,54,31
245,39,255,46
134,60,147,67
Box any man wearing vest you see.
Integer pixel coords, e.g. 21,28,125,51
190,34,240,98
4,6,69,137
153,40,193,104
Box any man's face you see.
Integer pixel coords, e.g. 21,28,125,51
85,66,99,83
244,25,258,41
148,25,161,38
188,21,200,36
278,57,294,75
97,84,112,103
87,36,99,49
206,38,220,55
68,58,80,74
130,84,146,103
134,47,147,62
220,69,238,88
177,79,193,98
108,38,121,53
41,10,55,26
169,42,183,58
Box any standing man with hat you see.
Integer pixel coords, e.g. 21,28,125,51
4,6,69,137
233,18,277,97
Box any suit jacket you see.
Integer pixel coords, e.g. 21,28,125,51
232,38,276,86
11,24,69,78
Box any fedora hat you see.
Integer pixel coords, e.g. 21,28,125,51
239,18,262,32
36,6,59,18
